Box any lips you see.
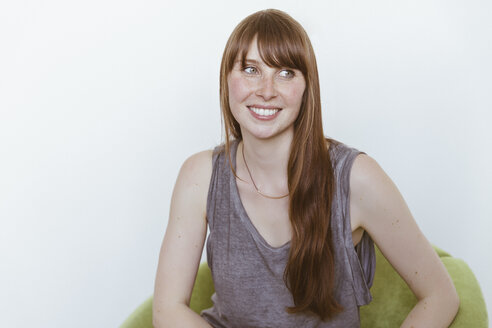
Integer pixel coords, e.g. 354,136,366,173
248,106,280,116
248,104,282,110
247,106,282,120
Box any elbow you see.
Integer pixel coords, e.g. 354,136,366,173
152,295,174,328
153,308,179,328
446,292,460,326
451,290,460,317
152,304,169,328
152,310,163,328
442,275,460,316
152,303,185,328
153,312,170,328
424,284,460,321
440,285,460,321
447,281,460,315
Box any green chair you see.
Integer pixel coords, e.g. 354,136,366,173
121,246,488,327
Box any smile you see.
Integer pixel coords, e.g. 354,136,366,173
247,106,281,116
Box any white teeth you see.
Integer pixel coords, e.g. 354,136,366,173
248,107,280,116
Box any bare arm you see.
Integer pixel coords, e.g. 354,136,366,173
350,154,459,328
153,150,214,328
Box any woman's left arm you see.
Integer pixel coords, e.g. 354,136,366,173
350,154,460,328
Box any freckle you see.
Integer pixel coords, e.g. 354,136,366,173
415,271,418,275
178,235,181,238
396,219,400,223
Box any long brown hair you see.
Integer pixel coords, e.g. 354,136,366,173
219,9,342,320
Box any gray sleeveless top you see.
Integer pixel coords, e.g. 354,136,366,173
200,139,376,328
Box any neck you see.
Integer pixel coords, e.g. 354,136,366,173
237,131,293,193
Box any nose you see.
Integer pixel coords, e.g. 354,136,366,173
255,75,277,100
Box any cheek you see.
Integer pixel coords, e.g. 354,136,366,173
228,75,250,103
286,82,306,105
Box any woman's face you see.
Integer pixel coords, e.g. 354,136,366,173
227,37,306,141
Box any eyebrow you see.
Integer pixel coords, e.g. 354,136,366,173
235,59,262,64
234,58,297,71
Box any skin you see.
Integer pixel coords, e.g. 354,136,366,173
153,38,459,327
350,156,460,327
227,36,306,142
226,36,306,247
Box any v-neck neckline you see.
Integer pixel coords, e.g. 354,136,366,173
229,139,291,252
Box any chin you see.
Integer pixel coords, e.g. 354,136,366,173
249,129,288,141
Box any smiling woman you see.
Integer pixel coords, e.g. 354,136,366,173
151,8,460,328
227,37,306,141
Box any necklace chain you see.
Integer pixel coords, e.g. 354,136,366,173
240,142,289,200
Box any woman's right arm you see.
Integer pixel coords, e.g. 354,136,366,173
153,150,214,328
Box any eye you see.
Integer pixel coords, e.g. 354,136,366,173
279,69,295,78
243,66,258,74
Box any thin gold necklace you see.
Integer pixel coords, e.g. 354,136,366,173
240,142,289,200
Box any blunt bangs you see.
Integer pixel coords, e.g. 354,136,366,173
226,11,309,77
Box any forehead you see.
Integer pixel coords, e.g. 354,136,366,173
235,38,261,63
236,38,278,68
231,33,306,72
244,37,260,57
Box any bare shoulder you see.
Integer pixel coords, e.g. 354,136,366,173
349,153,395,230
179,149,214,184
350,153,385,188
173,149,214,218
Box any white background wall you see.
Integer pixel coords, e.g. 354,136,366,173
1,0,490,327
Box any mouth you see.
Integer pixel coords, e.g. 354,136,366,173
247,106,282,117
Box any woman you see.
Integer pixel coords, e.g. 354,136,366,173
153,9,459,327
